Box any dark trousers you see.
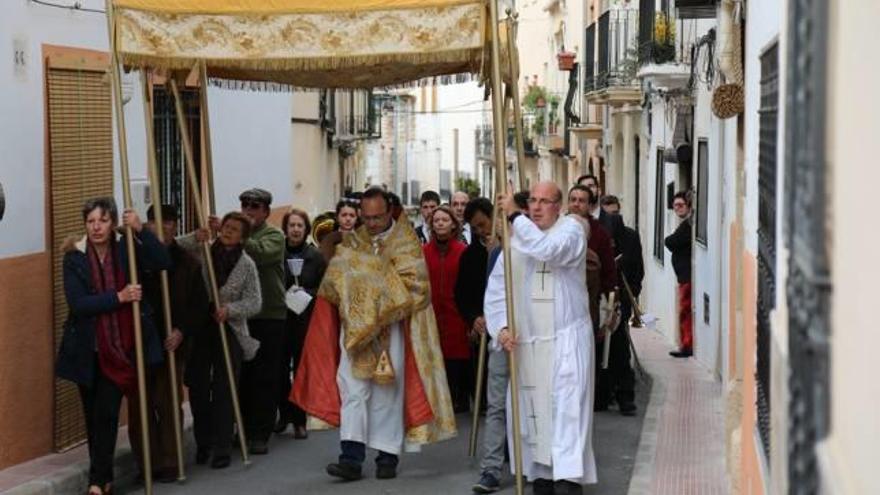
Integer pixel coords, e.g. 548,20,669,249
445,358,473,413
186,323,242,456
78,357,124,487
339,440,399,468
277,316,307,427
128,356,185,472
595,304,636,407
240,318,286,443
470,340,489,413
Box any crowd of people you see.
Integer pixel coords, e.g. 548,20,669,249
55,175,697,495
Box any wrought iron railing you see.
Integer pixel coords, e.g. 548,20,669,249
638,0,676,65
584,22,596,92
595,8,640,90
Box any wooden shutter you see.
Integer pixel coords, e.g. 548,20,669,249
46,55,113,450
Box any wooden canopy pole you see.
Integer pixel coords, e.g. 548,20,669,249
506,13,528,193
198,61,217,215
169,78,251,466
104,1,152,493
140,70,186,483
488,1,524,494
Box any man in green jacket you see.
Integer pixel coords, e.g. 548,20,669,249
212,188,286,455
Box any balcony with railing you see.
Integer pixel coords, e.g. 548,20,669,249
586,7,642,106
637,0,694,89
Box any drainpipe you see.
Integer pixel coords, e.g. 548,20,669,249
717,0,738,81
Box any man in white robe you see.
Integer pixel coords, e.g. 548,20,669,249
485,181,597,494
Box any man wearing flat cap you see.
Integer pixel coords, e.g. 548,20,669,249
209,188,286,455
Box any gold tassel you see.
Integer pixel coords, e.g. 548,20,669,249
372,349,396,385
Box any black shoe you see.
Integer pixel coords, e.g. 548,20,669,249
211,454,231,469
153,467,178,484
619,402,637,416
249,440,269,455
669,349,693,358
472,472,501,493
593,401,609,412
533,478,554,495
274,417,292,434
196,447,211,465
326,462,363,481
553,480,582,495
376,464,397,479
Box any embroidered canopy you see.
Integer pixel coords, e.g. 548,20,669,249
110,0,512,88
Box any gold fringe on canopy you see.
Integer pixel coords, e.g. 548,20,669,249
113,1,499,88
114,0,482,15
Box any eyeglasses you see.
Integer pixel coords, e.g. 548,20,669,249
241,201,264,210
527,197,560,207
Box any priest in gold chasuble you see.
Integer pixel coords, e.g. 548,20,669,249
292,188,456,481
485,182,598,490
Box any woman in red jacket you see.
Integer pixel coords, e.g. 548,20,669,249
423,205,472,413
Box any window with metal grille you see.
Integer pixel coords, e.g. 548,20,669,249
756,41,779,460
695,139,709,245
152,86,201,234
653,148,665,264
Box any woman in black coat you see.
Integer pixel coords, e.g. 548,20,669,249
56,197,170,495
275,208,327,438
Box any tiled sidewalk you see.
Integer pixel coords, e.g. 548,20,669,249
0,410,194,495
627,328,728,495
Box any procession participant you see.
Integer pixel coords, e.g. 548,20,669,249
485,181,598,494
319,198,360,262
57,198,170,495
415,190,441,244
451,191,473,244
423,205,471,413
275,208,326,438
184,212,262,469
128,204,208,482
292,187,457,482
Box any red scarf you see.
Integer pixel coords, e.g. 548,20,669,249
88,239,136,395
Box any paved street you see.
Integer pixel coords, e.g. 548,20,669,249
120,380,650,495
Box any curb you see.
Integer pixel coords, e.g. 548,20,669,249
626,330,669,495
2,420,195,495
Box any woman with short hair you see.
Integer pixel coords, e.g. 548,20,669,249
56,197,170,495
183,211,262,469
275,209,327,439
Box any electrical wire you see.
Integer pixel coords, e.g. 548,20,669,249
29,0,105,14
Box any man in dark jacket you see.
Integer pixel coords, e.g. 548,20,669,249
665,191,693,358
598,213,644,416
128,204,209,482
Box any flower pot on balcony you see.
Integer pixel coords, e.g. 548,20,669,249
651,42,676,64
557,51,576,71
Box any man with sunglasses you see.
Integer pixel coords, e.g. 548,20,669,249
665,191,693,358
231,188,287,453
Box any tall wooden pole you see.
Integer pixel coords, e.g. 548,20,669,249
453,128,460,188
140,71,186,483
506,14,528,193
489,2,524,494
198,61,216,215
104,2,152,493
169,78,251,466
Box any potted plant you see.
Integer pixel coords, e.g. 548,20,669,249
557,50,576,71
651,13,676,63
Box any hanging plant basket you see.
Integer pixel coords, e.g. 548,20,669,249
557,51,576,71
712,83,744,119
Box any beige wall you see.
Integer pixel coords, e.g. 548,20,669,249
818,0,880,492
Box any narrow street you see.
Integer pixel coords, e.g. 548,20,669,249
118,385,650,495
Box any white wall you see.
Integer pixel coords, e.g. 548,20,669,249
291,91,338,215
0,1,297,257
0,0,122,258
208,87,294,215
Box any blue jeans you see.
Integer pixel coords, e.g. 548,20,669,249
339,440,399,468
